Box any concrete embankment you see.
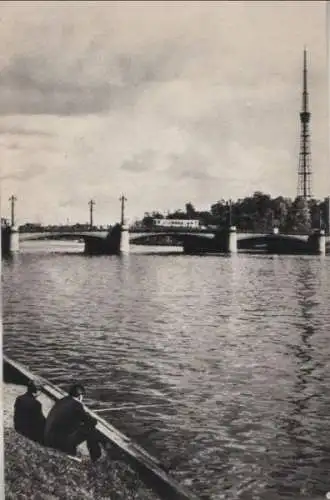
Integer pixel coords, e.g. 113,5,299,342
3,355,200,500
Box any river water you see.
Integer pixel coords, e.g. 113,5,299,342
3,241,330,499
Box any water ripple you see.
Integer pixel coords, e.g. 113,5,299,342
3,246,330,499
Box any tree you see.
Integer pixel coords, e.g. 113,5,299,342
198,211,214,227
272,196,289,231
142,213,154,229
287,197,312,234
210,200,227,227
185,202,196,218
151,211,164,219
167,209,186,220
308,199,322,229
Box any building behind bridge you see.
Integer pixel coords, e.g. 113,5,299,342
152,218,202,229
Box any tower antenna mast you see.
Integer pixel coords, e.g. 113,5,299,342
297,48,312,199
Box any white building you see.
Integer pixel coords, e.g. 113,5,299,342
153,218,201,229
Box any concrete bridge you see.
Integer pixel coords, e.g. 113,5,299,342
16,229,316,243
19,229,215,243
12,227,330,256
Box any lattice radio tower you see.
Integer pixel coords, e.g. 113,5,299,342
297,48,312,199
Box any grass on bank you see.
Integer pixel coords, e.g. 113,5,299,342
5,428,159,500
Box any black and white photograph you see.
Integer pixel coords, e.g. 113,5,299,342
1,1,329,499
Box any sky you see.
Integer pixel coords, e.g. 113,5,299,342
0,1,328,225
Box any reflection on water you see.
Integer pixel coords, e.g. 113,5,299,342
267,260,330,499
3,242,330,499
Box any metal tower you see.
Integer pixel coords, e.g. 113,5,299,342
297,48,312,199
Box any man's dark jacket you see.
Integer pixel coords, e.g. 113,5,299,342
14,393,46,443
44,395,96,446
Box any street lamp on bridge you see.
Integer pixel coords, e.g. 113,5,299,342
88,199,95,230
9,195,17,227
227,199,232,227
119,194,127,226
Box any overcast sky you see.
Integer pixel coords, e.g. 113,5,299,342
0,1,328,225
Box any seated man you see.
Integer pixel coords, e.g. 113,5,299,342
14,380,46,444
44,383,103,462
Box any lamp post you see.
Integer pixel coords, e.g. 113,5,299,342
119,194,127,226
88,199,95,230
227,199,232,227
9,195,17,227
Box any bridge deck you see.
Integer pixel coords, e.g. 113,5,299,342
20,231,330,240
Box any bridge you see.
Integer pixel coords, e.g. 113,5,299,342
19,229,214,242
16,228,330,256
16,229,317,243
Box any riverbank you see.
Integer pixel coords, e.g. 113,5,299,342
4,383,158,499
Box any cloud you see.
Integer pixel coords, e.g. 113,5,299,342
166,150,214,180
176,169,217,182
1,2,322,117
0,126,53,136
0,163,46,182
121,150,156,173
0,56,111,115
0,13,199,117
0,45,184,115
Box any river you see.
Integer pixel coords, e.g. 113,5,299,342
3,241,330,499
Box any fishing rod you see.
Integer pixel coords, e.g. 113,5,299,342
93,402,176,412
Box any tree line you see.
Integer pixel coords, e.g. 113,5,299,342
142,192,329,234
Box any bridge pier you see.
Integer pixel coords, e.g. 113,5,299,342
226,226,237,253
2,194,20,256
120,223,130,254
119,194,130,254
319,229,327,255
10,226,20,253
1,225,19,257
308,229,326,255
